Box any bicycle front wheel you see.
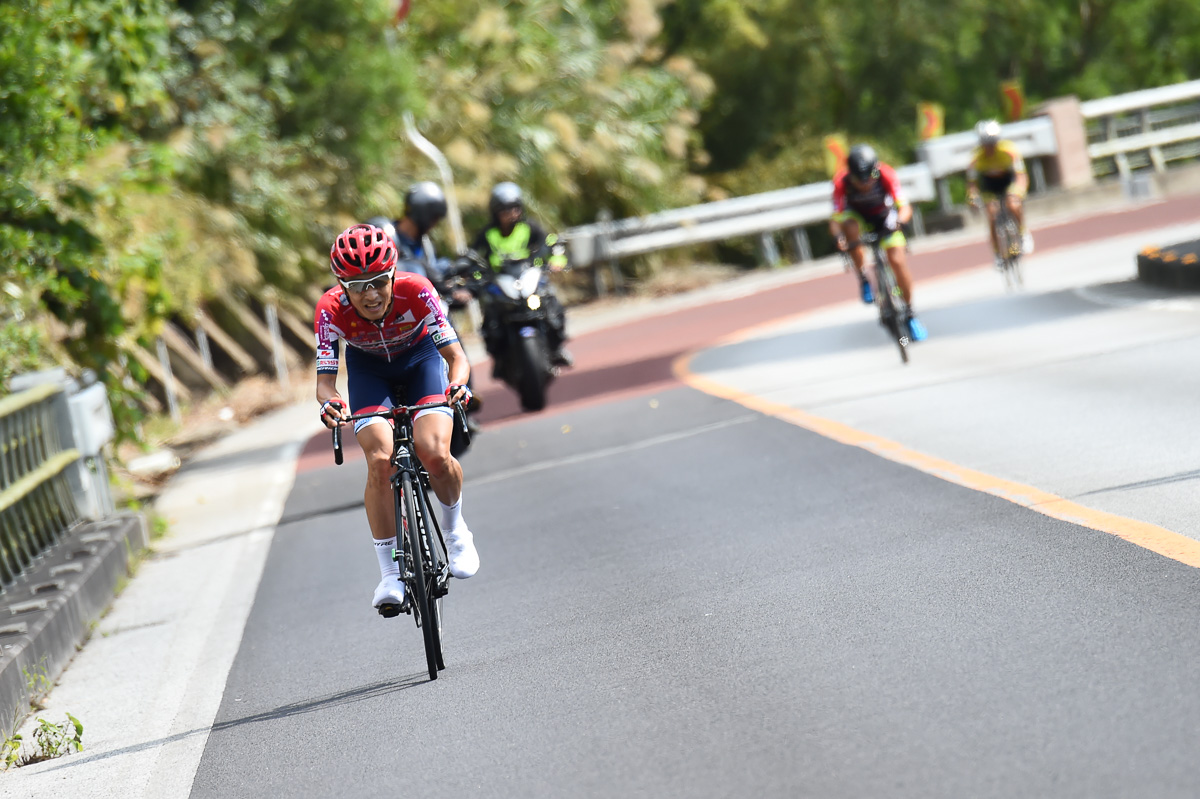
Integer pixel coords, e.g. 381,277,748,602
999,213,1023,290
873,248,909,364
413,473,447,671
402,473,441,681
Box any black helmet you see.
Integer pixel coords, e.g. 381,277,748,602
403,181,447,236
846,144,879,181
489,182,524,218
364,215,399,248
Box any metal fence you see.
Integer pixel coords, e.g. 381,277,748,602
0,385,81,591
1082,79,1200,179
565,163,937,272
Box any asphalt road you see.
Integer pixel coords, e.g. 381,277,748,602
10,200,1200,798
189,209,1200,796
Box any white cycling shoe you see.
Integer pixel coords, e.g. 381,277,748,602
445,527,480,579
372,576,407,617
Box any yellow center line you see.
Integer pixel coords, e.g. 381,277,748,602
673,355,1200,570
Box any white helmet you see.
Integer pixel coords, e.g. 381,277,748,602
975,119,1001,146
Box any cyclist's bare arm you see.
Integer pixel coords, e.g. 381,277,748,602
438,341,471,399
316,372,349,427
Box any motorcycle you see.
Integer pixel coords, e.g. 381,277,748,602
453,249,563,412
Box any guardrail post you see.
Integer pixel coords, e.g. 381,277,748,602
194,314,214,372
155,337,182,422
264,293,290,388
1030,159,1047,194
910,207,925,237
936,178,953,212
593,209,624,297
757,232,781,267
1114,152,1132,181
789,228,812,262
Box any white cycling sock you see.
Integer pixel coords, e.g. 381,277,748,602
439,496,464,533
374,537,399,579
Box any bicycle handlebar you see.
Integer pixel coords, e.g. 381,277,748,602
330,400,471,465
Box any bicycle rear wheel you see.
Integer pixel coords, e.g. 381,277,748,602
401,473,441,680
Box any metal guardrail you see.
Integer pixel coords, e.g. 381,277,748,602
565,163,936,271
1081,79,1200,179
0,385,81,591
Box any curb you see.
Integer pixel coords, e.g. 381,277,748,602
0,512,147,732
1137,239,1200,290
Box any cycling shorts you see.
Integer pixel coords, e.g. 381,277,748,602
834,209,907,249
980,172,1025,201
346,334,451,434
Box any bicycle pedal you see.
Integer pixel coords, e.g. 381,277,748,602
376,599,410,618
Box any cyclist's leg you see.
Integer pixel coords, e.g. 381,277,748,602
1007,180,1032,251
838,214,867,274
837,213,874,303
983,196,1001,257
346,350,407,608
883,235,912,303
402,338,459,502
404,339,478,578
346,349,400,544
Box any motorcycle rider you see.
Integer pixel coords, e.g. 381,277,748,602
468,182,572,368
367,182,480,437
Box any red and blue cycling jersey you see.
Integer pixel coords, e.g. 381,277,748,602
832,162,908,221
313,273,458,374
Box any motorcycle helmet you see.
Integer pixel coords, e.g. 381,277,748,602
489,182,524,219
403,181,447,235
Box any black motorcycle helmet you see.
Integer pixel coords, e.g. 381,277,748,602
846,144,880,182
364,215,399,248
403,181,447,236
488,182,524,220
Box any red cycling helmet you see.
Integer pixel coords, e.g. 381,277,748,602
330,223,397,279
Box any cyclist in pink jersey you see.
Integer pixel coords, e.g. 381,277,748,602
315,223,479,616
829,144,927,341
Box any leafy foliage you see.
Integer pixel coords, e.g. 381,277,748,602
5,0,1200,440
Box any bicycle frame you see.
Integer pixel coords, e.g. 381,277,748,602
989,197,1024,290
849,231,910,364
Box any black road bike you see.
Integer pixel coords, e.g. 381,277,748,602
332,399,470,681
993,200,1024,291
846,232,911,364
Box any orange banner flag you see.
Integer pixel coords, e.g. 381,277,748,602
823,134,849,177
917,102,944,140
1001,81,1025,121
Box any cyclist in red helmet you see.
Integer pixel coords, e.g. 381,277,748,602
315,223,479,617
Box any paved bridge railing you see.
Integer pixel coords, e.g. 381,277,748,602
0,385,81,591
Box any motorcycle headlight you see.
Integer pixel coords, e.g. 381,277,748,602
527,294,541,310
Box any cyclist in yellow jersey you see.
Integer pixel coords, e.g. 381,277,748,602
967,120,1034,267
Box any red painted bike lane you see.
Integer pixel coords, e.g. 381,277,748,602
468,194,1200,426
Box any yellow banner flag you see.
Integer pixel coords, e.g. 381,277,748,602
917,102,945,140
1001,81,1025,121
823,134,849,177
